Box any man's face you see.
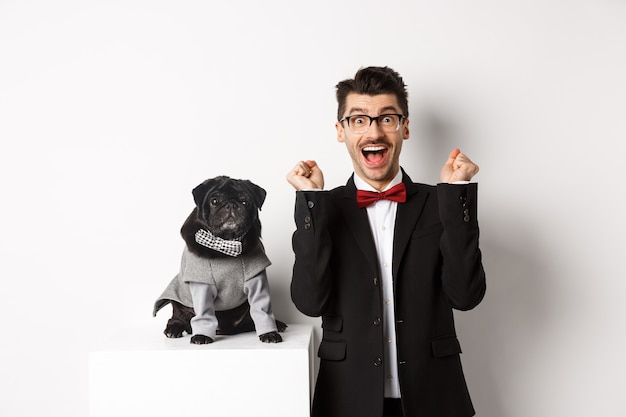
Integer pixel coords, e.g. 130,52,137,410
336,93,410,191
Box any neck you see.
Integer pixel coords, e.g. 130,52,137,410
354,168,402,192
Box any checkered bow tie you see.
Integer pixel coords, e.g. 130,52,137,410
195,229,243,257
356,182,407,208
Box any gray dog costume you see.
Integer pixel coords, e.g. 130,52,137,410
153,242,278,339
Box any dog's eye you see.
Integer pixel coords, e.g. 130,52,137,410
241,200,249,206
210,198,219,205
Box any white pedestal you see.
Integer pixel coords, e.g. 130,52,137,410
89,321,314,417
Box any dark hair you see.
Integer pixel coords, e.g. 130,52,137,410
335,66,409,120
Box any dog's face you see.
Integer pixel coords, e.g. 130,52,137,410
191,176,266,241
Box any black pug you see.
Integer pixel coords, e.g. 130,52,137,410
153,176,286,344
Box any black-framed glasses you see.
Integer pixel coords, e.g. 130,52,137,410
339,114,405,134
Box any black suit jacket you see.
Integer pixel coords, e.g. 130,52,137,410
290,171,486,417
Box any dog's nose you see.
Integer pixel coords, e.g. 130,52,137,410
224,202,241,213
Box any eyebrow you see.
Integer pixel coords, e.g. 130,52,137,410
346,105,399,116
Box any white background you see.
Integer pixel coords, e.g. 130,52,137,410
1,1,626,416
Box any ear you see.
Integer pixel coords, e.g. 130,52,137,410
192,177,221,209
242,180,267,210
403,118,410,140
336,121,346,143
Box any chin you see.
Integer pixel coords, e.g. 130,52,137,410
361,165,395,181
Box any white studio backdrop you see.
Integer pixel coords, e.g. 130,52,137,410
1,1,625,416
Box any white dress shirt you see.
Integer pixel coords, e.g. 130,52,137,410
353,170,403,398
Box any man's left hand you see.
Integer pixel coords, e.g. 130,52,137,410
440,148,480,183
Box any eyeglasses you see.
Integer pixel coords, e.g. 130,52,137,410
339,114,405,134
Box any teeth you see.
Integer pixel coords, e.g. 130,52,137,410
363,146,386,152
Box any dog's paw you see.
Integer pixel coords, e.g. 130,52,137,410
259,331,282,343
164,322,191,338
276,320,288,332
190,334,214,345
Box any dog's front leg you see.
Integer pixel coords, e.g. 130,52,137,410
188,282,218,344
244,270,282,343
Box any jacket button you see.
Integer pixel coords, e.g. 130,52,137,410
373,317,381,326
374,357,382,367
373,277,379,286
307,201,315,209
304,215,312,229
463,215,470,222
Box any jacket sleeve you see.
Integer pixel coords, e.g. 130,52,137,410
290,191,334,317
437,183,486,311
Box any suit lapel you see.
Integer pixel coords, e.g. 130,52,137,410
392,173,428,280
334,176,379,275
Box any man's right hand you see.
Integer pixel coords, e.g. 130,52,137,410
286,160,324,191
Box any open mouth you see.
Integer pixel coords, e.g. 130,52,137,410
362,145,388,167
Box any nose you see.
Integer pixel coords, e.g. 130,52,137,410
225,201,244,212
366,118,385,138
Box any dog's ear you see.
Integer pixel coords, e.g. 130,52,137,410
192,176,227,209
242,180,267,210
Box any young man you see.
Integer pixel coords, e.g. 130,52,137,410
286,66,486,417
